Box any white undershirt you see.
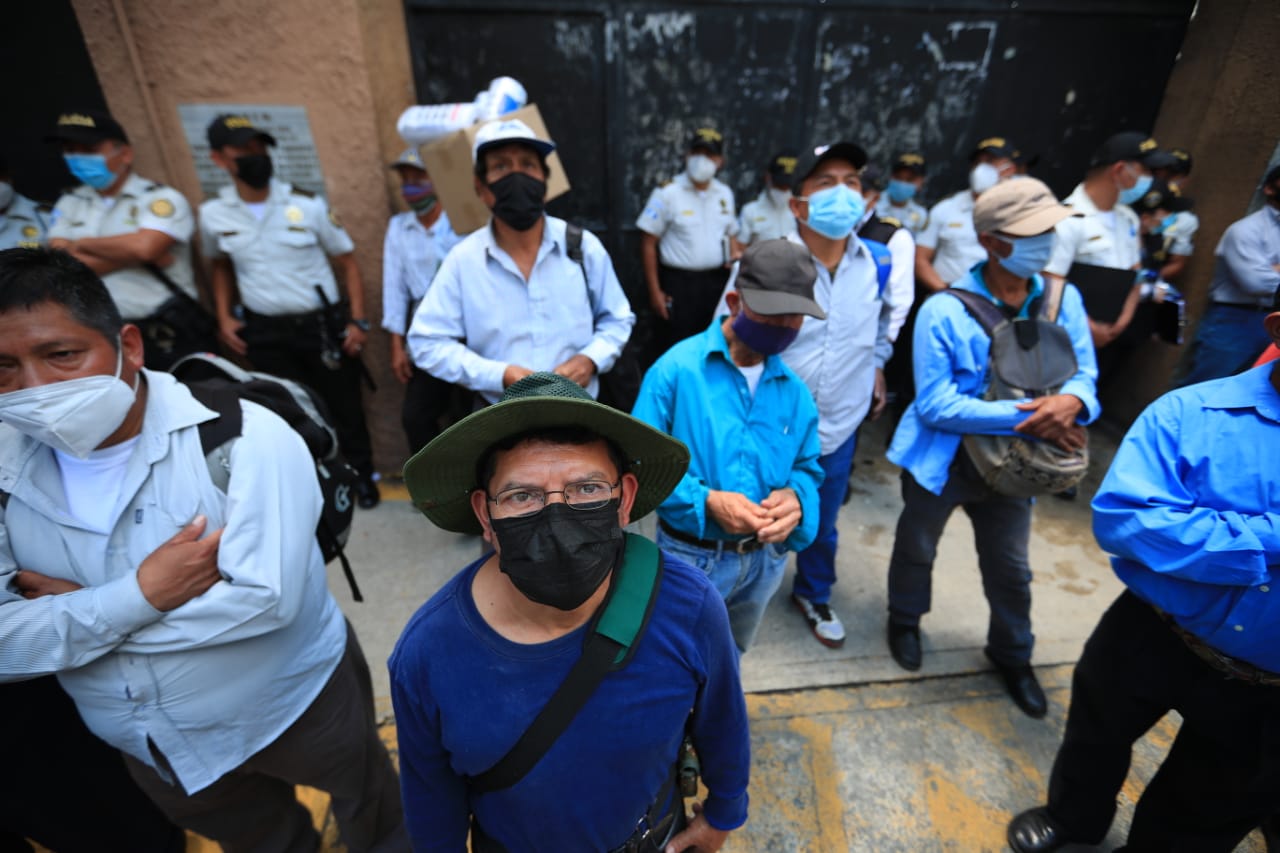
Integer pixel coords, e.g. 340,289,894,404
54,436,140,533
736,361,766,396
244,201,268,221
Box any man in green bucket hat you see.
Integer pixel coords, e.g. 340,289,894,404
389,372,750,852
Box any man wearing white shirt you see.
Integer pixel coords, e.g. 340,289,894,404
737,150,800,246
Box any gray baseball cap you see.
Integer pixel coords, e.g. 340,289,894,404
735,239,826,320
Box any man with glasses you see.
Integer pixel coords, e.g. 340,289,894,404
390,372,750,852
633,239,823,653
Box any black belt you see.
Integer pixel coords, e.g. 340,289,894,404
1213,301,1272,312
660,519,763,554
242,306,328,327
1153,604,1280,687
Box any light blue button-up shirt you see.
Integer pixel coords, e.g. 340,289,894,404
1094,364,1280,672
888,264,1100,495
407,215,635,403
1208,205,1280,307
631,320,822,550
380,209,462,337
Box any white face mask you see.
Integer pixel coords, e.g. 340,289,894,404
0,181,13,212
686,154,718,184
969,162,1001,195
0,345,139,458
767,187,792,208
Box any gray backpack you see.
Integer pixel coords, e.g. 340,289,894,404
946,279,1089,498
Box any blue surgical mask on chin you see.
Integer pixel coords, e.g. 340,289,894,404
886,179,917,204
802,184,865,240
63,153,119,191
1118,170,1153,206
994,232,1056,279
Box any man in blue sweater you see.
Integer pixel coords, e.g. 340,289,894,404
390,372,750,852
1008,294,1280,852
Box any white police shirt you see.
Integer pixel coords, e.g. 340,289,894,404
1045,183,1141,275
199,179,355,316
48,172,196,319
875,195,929,236
0,193,49,250
1165,209,1199,257
636,173,738,270
381,209,462,337
917,190,986,285
737,190,796,245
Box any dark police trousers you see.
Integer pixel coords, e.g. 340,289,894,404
655,264,730,355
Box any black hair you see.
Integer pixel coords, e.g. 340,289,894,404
476,426,629,492
472,142,552,183
0,248,123,348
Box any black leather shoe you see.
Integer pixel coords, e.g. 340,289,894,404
986,651,1048,718
887,622,922,671
1007,807,1071,853
355,476,380,509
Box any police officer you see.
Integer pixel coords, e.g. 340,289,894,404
876,152,929,236
200,114,380,508
858,164,916,345
0,156,50,250
638,127,738,353
45,110,208,370
1148,147,1199,282
381,146,462,454
737,150,799,246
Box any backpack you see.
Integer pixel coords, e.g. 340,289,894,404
857,217,897,297
565,223,644,412
169,353,363,602
946,279,1089,498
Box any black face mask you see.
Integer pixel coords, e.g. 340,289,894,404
489,500,624,611
234,154,273,189
488,172,546,231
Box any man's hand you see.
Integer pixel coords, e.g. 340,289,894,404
1015,394,1087,452
756,487,801,544
389,338,414,384
665,801,730,853
705,491,770,536
650,289,672,321
342,323,367,357
553,354,597,388
218,315,248,356
503,364,534,388
136,516,224,612
869,367,888,420
15,571,83,598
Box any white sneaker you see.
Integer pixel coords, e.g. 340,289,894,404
792,594,846,648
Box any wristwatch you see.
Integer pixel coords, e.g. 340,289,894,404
351,318,371,332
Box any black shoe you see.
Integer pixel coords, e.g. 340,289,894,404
355,476,380,509
887,621,922,671
1007,807,1071,853
1054,485,1078,501
986,651,1048,718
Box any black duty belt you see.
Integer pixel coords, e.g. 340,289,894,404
660,519,763,554
1154,604,1280,687
242,306,327,327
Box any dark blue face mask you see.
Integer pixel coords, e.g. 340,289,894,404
731,311,800,356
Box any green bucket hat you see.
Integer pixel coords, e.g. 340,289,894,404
403,372,690,534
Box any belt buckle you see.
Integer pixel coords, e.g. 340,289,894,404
734,536,758,554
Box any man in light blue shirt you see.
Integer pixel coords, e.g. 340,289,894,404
886,178,1099,718
408,119,634,404
381,146,462,453
633,239,824,652
1174,164,1280,388
1008,304,1280,853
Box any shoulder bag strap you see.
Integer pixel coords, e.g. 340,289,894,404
944,287,1005,337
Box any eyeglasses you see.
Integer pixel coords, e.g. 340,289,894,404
487,479,621,517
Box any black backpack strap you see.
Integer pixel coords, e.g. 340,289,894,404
565,223,587,285
944,287,1006,337
186,382,245,453
467,534,662,794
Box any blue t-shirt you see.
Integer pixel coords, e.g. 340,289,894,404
388,550,751,851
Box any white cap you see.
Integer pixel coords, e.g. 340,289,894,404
471,118,555,163
389,146,426,170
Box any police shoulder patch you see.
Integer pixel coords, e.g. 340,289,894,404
881,216,902,228
328,209,344,228
291,187,316,199
149,198,175,218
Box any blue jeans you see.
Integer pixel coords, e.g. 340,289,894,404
886,450,1035,666
657,528,788,653
1174,303,1273,389
792,429,858,604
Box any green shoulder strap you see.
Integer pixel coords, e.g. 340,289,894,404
467,532,663,794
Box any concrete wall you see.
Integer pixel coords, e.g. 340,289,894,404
1112,0,1280,423
70,0,417,473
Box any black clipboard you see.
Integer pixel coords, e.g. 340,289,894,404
1067,262,1137,323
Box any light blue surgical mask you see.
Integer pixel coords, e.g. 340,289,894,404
63,153,119,191
1154,213,1177,234
1118,169,1152,206
995,232,1056,279
887,179,917,204
802,184,865,240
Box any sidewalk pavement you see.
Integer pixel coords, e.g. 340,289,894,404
193,419,1266,851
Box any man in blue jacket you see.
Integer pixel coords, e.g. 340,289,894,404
885,178,1099,717
1008,290,1280,852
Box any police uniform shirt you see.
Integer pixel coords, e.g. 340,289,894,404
737,190,796,245
47,172,196,319
381,209,462,337
636,173,738,270
0,193,49,250
875,195,928,236
1165,209,1199,257
199,178,355,316
1045,183,1141,276
916,190,986,285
